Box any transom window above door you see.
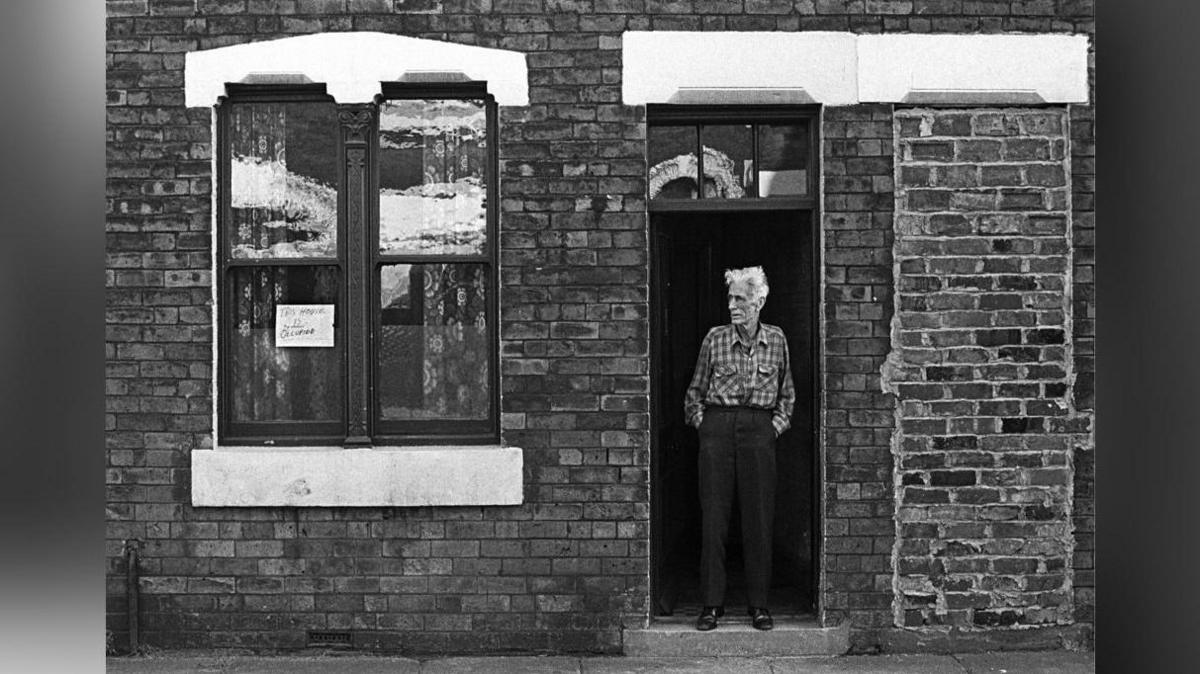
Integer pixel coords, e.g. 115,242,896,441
647,106,818,208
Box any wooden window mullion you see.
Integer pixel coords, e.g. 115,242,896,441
339,104,375,446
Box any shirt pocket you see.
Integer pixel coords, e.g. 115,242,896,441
755,363,779,392
711,364,740,398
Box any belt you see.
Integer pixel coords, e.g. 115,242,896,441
706,404,772,412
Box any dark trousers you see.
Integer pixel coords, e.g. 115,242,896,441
697,406,776,608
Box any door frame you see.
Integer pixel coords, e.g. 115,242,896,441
645,103,823,621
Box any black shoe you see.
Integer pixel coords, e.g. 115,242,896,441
696,606,724,631
749,607,773,631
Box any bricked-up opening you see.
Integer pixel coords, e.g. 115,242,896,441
885,107,1087,631
650,209,819,618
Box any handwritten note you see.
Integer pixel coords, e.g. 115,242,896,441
275,304,335,347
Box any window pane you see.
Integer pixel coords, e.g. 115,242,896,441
378,99,488,255
700,124,752,199
757,123,810,197
379,263,490,422
228,266,342,423
648,125,699,200
228,102,338,259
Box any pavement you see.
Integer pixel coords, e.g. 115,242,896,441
106,651,1096,673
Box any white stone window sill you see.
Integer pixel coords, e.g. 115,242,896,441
191,445,523,508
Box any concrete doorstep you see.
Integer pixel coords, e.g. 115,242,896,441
622,616,850,657
106,650,1096,673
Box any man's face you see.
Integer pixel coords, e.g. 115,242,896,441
727,280,764,328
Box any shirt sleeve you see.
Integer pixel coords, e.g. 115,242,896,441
771,335,796,437
684,330,715,429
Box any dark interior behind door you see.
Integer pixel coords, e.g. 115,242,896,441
651,209,818,617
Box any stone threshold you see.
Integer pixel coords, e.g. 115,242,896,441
623,615,850,657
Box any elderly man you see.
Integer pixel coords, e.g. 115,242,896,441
684,265,795,631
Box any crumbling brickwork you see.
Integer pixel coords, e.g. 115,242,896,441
886,108,1092,632
1068,101,1095,646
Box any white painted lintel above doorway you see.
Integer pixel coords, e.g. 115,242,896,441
622,31,1090,106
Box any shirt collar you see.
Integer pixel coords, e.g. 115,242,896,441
731,323,768,349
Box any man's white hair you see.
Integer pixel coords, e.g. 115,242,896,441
724,265,769,301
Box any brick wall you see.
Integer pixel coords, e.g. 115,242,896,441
886,107,1092,635
820,104,898,650
492,78,652,650
106,0,1096,655
1068,100,1095,646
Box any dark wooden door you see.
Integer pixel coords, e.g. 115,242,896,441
651,209,817,617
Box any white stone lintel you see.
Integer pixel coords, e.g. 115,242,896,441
192,446,524,507
623,31,860,106
857,33,1090,105
184,32,529,106
622,31,1090,106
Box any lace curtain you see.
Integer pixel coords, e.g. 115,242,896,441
229,266,341,423
228,102,337,258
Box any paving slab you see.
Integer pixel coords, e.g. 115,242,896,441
105,654,423,673
769,654,965,673
580,656,772,673
955,650,1096,673
422,656,581,674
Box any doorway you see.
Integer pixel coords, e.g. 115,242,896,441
650,208,819,618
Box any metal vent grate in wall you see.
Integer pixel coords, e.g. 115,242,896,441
307,630,352,648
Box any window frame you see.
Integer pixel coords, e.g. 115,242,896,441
215,82,500,447
370,83,500,444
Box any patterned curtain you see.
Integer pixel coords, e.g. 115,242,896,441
417,104,484,255
228,102,337,258
414,105,488,418
229,104,286,257
229,267,340,422
419,265,489,420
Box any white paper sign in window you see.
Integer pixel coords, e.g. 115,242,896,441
275,304,335,347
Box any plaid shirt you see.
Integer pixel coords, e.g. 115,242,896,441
684,322,796,437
